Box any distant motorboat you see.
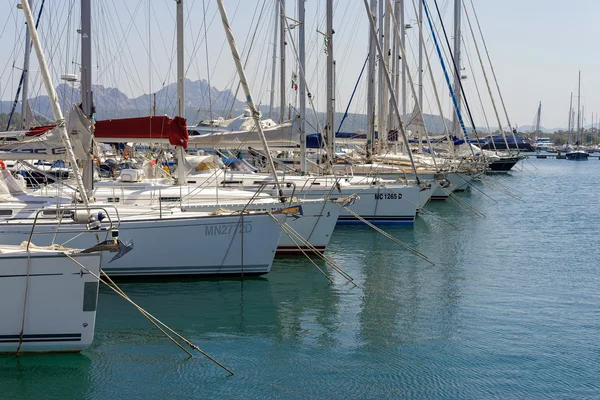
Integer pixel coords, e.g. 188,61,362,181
565,150,589,161
475,133,535,152
534,138,554,152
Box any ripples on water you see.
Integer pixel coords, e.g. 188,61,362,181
1,159,599,399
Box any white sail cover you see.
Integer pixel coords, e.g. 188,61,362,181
188,117,299,147
0,105,92,161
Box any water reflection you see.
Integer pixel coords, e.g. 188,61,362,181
0,353,92,399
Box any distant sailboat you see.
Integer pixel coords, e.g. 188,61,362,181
566,71,588,161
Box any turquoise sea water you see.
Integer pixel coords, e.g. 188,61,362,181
2,159,599,399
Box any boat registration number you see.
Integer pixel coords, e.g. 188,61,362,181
374,193,403,200
205,223,253,236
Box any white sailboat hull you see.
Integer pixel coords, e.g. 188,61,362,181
183,199,340,255
0,211,285,276
0,251,100,353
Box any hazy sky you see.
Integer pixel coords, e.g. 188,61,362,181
0,0,598,130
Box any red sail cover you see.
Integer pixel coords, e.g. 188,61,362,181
26,125,56,137
95,116,188,149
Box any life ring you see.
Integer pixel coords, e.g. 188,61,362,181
0,160,6,170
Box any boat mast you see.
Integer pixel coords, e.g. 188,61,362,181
400,0,406,117
20,0,90,208
21,0,32,130
567,92,572,142
417,0,423,108
366,0,377,160
534,101,541,136
377,0,385,151
216,0,284,200
279,0,286,123
298,0,307,173
81,0,94,195
325,0,335,170
362,0,419,179
269,0,278,119
176,0,186,185
388,0,399,139
577,71,581,146
451,0,462,138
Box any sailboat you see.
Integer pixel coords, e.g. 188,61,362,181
0,0,133,354
0,204,133,354
0,0,289,277
566,72,589,161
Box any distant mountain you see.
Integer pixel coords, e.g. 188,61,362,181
0,80,481,135
0,79,246,126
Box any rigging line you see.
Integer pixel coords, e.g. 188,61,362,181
467,0,513,133
460,35,494,141
279,3,328,162
430,0,487,160
148,0,152,110
202,0,213,118
408,0,453,151
461,1,508,150
385,0,439,170
422,0,475,157
335,53,368,136
226,0,269,118
6,0,46,130
430,2,489,162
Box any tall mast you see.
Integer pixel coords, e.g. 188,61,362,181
216,0,284,199
577,71,581,145
366,0,377,159
362,0,419,178
21,0,33,129
377,0,384,151
451,0,462,137
279,0,286,123
388,0,400,135
269,0,278,119
381,1,390,148
400,0,406,117
81,0,94,194
567,92,572,136
534,101,541,134
298,0,307,173
176,0,186,185
417,0,423,107
325,0,335,170
21,0,90,208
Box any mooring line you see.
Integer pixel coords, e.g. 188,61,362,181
339,206,436,266
279,219,356,283
65,253,235,376
380,186,460,228
441,185,487,218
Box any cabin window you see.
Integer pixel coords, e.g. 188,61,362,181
83,282,99,311
159,196,181,202
107,197,120,203
0,209,13,217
